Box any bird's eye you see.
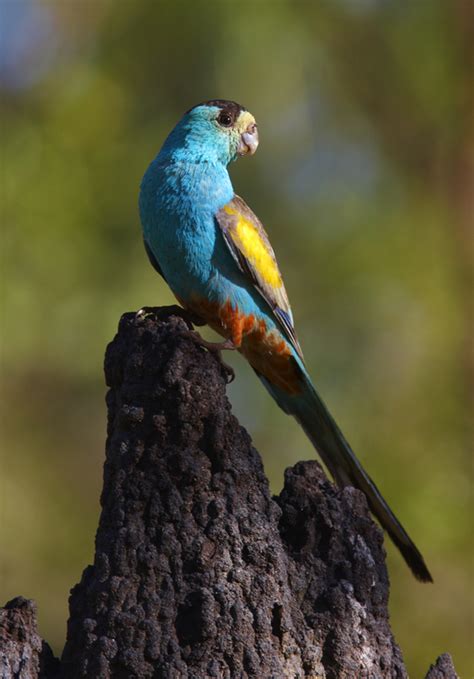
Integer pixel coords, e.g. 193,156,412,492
217,112,233,127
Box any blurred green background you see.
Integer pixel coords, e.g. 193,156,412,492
1,0,472,675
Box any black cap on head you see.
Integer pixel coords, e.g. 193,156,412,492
187,100,246,126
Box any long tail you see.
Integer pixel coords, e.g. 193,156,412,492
257,366,433,583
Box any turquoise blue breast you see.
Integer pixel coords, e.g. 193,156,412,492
139,153,281,338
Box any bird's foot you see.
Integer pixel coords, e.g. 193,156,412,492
135,306,159,321
179,330,236,383
135,305,205,328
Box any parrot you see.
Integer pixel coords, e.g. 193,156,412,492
139,99,432,583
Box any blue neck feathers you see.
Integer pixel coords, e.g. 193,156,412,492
140,139,234,229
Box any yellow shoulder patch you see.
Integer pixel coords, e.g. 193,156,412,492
223,205,282,288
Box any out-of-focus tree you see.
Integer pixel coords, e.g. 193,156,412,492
1,1,472,676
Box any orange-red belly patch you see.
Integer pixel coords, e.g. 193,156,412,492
181,295,302,395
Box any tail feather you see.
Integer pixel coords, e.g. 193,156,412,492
257,368,433,583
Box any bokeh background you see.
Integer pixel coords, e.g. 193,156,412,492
1,0,472,675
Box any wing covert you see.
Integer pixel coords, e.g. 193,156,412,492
216,195,303,359
144,239,167,281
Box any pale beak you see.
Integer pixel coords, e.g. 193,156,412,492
238,123,259,156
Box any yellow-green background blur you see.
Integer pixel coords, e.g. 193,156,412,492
1,1,472,675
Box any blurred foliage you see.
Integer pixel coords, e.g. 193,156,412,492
1,0,472,675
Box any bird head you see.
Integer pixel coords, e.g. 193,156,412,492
162,100,259,166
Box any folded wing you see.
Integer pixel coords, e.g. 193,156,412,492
216,195,303,359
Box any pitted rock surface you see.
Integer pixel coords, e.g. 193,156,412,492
1,310,458,679
61,310,404,678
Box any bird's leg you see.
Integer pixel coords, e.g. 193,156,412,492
194,337,236,352
179,331,237,383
